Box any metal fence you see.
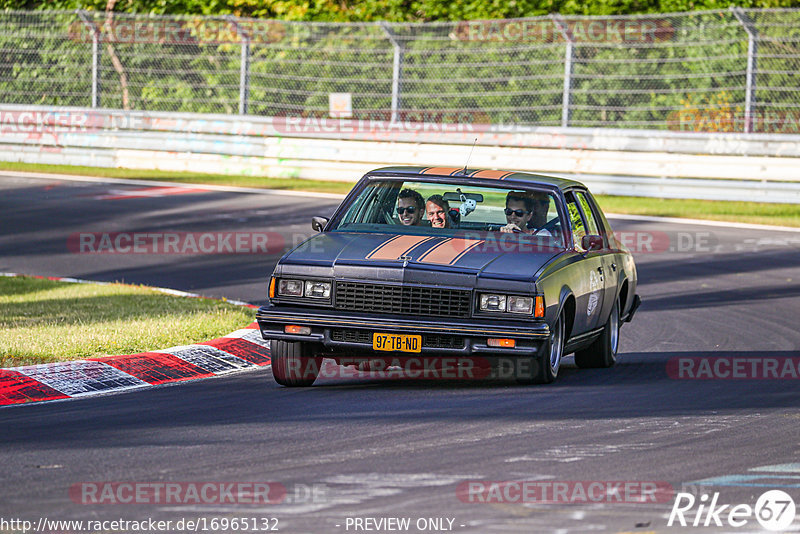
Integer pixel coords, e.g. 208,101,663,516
1,8,799,133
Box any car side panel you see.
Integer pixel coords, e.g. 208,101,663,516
580,189,637,318
536,252,597,340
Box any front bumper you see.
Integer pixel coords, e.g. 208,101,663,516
256,304,550,356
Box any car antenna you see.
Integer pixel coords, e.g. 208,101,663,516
461,138,477,175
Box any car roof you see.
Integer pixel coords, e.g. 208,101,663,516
368,166,585,191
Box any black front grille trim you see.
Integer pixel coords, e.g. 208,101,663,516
422,333,465,349
331,329,372,344
335,282,471,318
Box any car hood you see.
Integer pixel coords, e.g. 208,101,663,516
281,232,562,283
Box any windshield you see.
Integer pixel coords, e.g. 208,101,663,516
330,178,565,247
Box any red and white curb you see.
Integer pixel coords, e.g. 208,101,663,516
0,274,269,407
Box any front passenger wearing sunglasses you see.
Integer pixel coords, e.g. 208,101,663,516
396,188,425,226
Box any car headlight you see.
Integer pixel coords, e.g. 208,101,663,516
304,280,331,299
479,294,507,312
479,293,542,317
507,296,533,314
276,278,332,300
278,279,304,297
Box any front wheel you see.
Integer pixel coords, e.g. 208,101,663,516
508,310,564,385
574,296,620,369
271,340,322,387
537,310,565,384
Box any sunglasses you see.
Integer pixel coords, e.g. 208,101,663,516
397,206,417,215
504,208,531,217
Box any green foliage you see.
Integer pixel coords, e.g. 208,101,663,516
2,0,800,19
0,7,798,131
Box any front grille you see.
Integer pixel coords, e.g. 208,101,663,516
330,329,464,349
335,282,471,318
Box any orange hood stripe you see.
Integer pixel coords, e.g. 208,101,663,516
417,238,485,265
366,235,436,261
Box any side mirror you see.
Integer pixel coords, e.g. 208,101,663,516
311,216,329,232
581,234,603,252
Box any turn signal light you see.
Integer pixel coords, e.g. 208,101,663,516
534,295,545,318
488,338,516,348
285,325,311,335
269,277,276,299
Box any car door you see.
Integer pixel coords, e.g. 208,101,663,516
564,191,605,334
575,190,619,323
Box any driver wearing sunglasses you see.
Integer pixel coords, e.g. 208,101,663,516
501,191,552,236
396,188,425,226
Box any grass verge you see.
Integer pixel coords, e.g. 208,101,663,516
2,161,798,227
594,195,800,228
0,276,255,368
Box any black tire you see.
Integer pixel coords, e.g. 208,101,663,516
270,340,322,387
500,310,564,385
574,296,620,369
534,310,565,384
490,355,538,384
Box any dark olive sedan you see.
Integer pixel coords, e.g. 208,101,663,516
256,166,641,386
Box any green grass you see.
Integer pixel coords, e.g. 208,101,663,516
594,195,800,228
2,161,798,227
0,276,256,368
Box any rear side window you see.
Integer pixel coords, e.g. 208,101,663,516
565,194,587,250
576,191,601,236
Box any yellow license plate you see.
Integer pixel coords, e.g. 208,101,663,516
372,333,422,353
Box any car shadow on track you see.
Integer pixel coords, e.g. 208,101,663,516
285,349,800,417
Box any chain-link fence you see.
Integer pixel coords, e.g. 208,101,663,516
1,8,799,133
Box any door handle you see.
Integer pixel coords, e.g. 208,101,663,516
597,266,603,275
611,263,617,271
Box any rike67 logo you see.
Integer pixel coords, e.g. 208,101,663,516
668,490,796,531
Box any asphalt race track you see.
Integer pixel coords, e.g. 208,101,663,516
1,174,800,533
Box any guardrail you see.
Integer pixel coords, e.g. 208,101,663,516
1,105,799,203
